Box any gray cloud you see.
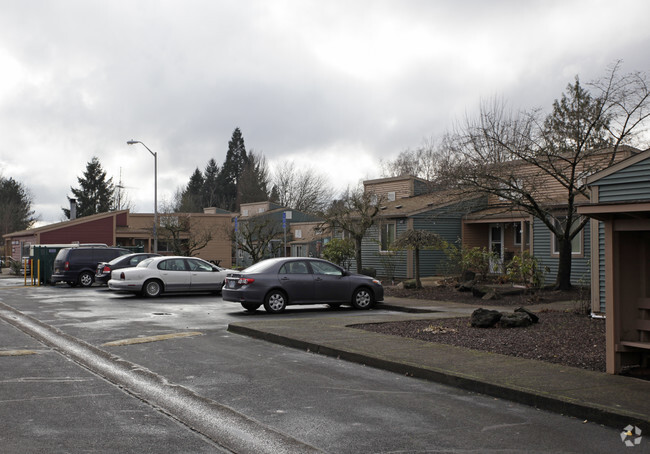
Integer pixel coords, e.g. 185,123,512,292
1,0,649,224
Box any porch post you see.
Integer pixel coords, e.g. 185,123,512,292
604,219,620,374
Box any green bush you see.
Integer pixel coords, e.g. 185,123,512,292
504,251,546,288
322,238,355,270
460,247,498,279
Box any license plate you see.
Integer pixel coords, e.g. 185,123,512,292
227,280,236,288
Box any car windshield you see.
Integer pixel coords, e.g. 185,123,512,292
137,258,155,268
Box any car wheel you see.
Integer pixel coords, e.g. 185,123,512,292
352,287,374,310
142,279,163,298
241,303,261,313
264,290,287,314
78,272,94,288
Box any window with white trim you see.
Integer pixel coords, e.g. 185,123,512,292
380,222,396,252
552,217,582,255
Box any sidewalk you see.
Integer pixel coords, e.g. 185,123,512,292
228,296,650,432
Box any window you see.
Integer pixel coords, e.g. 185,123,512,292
551,217,582,255
513,221,530,246
387,191,396,201
187,259,212,271
242,209,249,216
295,245,304,257
380,222,396,252
295,229,302,239
279,261,309,274
311,260,343,276
158,259,187,271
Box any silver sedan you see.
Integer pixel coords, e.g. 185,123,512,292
108,256,234,297
222,257,384,313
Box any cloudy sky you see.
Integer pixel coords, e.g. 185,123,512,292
1,0,649,225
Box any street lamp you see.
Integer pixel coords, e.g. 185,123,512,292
127,140,158,253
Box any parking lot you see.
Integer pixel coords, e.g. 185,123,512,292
0,280,627,453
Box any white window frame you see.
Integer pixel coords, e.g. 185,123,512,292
380,222,396,252
551,217,583,256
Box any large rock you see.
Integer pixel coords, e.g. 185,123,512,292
499,312,533,328
515,306,539,323
470,308,502,328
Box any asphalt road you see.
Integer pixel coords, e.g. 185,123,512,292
0,283,634,453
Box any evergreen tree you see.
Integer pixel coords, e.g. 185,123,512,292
217,127,248,211
238,150,270,205
0,177,36,235
63,157,115,218
178,168,205,212
201,158,220,209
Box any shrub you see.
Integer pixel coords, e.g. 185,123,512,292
322,238,355,270
460,247,498,279
505,251,547,288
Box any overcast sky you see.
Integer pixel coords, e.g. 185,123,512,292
1,0,649,225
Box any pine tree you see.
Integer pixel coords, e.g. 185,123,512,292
0,177,36,235
63,157,115,218
178,168,205,212
217,127,248,211
201,159,220,209
238,150,270,205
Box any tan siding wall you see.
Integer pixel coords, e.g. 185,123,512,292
364,180,413,199
463,224,488,249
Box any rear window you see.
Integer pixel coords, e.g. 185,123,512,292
243,259,280,274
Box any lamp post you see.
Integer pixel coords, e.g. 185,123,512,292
127,140,158,253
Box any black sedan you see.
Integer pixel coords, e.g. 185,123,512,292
95,253,160,285
222,257,384,314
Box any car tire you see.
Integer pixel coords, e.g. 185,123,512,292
352,287,374,310
264,290,287,314
241,303,261,312
142,279,163,298
78,272,94,288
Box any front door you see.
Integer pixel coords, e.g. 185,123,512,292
489,224,504,273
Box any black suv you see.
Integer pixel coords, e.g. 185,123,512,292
52,247,131,287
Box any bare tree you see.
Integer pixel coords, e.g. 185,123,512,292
443,62,650,290
271,161,334,214
380,138,448,182
322,185,384,273
158,207,214,256
231,217,285,264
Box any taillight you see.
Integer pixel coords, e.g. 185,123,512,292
102,265,111,273
64,261,70,271
238,277,255,285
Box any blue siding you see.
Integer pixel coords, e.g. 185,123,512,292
598,221,606,312
413,180,429,196
362,221,408,278
532,218,591,287
361,197,486,279
596,157,650,201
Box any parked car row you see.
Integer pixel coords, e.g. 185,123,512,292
47,247,384,314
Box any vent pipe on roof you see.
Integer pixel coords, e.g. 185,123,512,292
70,198,77,220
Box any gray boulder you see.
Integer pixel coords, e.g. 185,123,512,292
470,308,502,328
499,312,533,328
515,306,539,323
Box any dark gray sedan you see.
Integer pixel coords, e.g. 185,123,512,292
222,257,384,313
